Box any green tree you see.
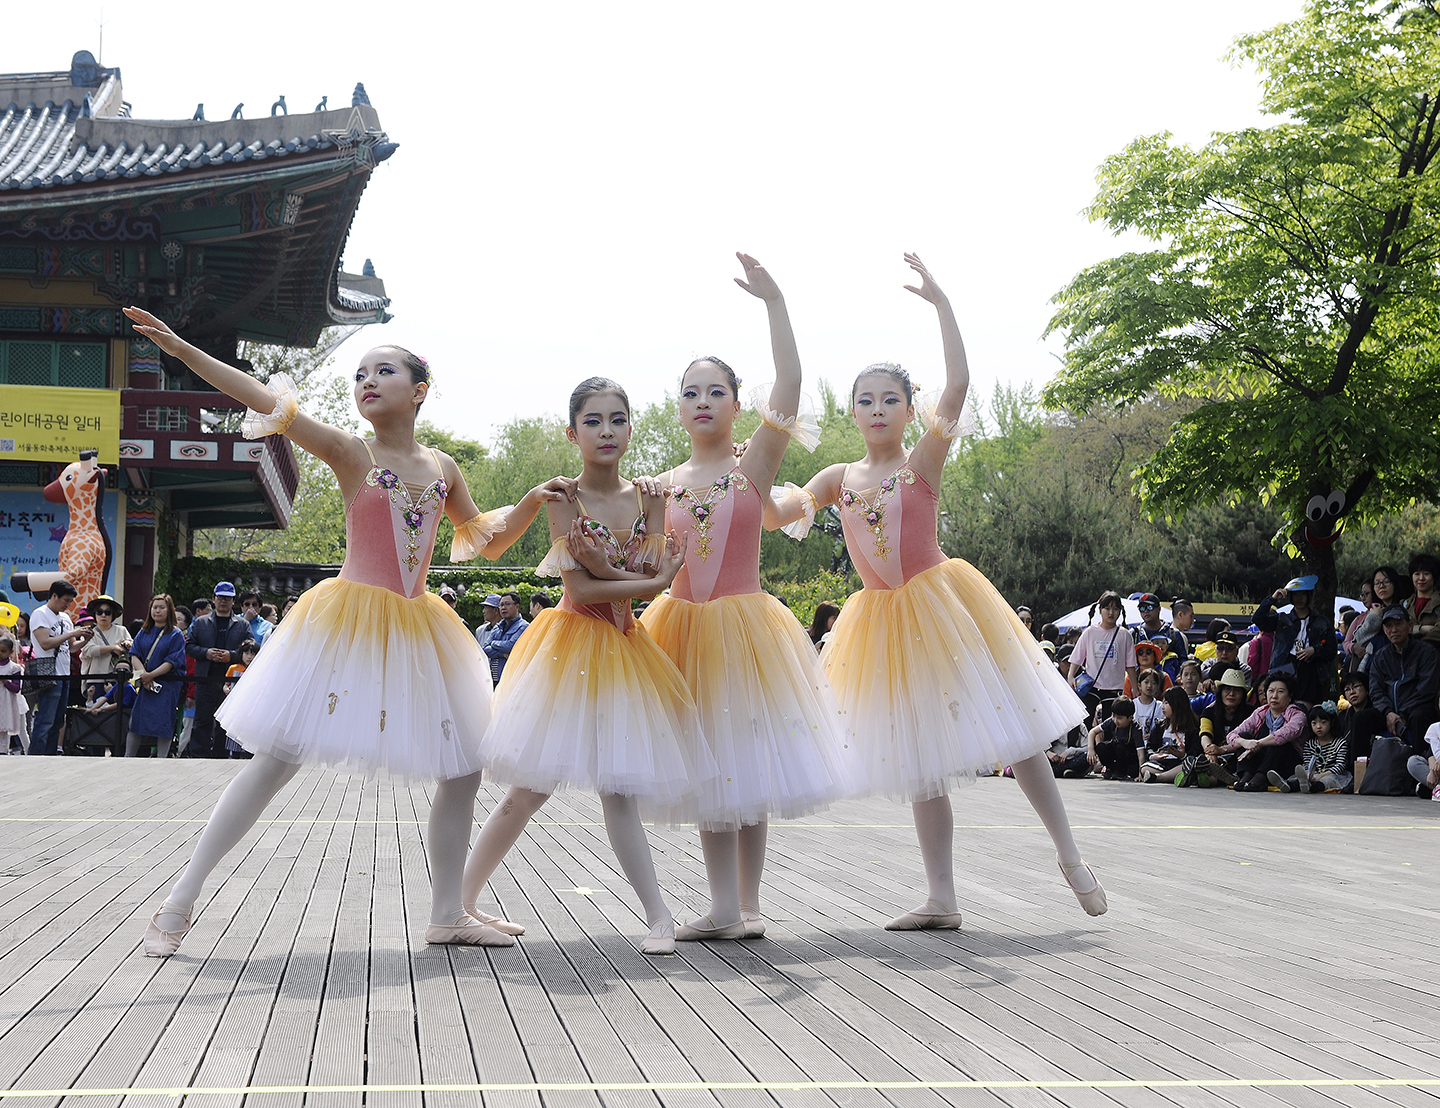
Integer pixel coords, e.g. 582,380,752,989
1042,0,1440,627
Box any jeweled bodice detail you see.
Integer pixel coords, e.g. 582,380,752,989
580,507,646,571
339,441,448,599
667,470,750,562
367,466,448,572
838,464,947,591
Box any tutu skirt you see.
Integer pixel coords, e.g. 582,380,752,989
479,608,724,825
216,577,491,781
641,590,861,825
822,558,1086,802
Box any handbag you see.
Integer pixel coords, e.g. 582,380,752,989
1074,625,1122,699
1357,735,1415,796
130,629,174,694
21,654,55,699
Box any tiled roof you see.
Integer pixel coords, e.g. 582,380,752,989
0,76,391,193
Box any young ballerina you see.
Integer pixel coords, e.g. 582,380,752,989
461,377,718,955
766,254,1106,926
123,305,572,954
636,253,861,940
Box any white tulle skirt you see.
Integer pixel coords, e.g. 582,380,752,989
640,589,863,825
216,577,491,781
822,559,1087,802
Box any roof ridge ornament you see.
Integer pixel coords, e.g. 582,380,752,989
231,103,243,119
352,83,370,107
192,103,205,121
271,95,287,117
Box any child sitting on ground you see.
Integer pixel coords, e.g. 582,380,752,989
1271,702,1351,794
1087,697,1146,781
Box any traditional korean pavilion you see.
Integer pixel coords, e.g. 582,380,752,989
0,50,395,606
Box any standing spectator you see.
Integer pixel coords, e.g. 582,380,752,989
81,595,132,701
529,591,555,621
185,582,251,758
9,613,30,754
1070,592,1138,721
475,592,502,649
1345,565,1408,676
0,636,25,754
191,598,212,620
1405,553,1440,647
1040,622,1060,650
438,585,467,630
27,580,91,756
1132,593,1188,666
1015,606,1035,638
279,595,300,621
1359,580,1375,608
809,602,840,648
1085,696,1145,780
1223,672,1309,791
173,604,197,755
1337,672,1384,765
1368,606,1440,757
1276,702,1351,794
238,592,272,649
1254,575,1336,704
126,594,188,759
481,591,529,686
1170,598,1196,648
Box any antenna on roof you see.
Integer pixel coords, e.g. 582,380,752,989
98,6,105,64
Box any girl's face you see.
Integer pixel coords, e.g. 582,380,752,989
826,612,838,631
353,347,425,423
242,649,257,665
1138,675,1161,700
677,365,739,439
1311,717,1332,738
0,641,11,664
851,375,914,447
1178,668,1199,694
150,597,169,625
1098,601,1122,627
567,392,632,465
1161,698,1174,721
1374,573,1395,601
14,616,26,640
1266,681,1292,713
1414,568,1434,595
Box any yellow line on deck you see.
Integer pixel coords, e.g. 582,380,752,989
0,818,1437,831
0,1078,1436,1097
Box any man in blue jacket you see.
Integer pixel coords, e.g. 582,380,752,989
185,581,253,758
481,591,528,686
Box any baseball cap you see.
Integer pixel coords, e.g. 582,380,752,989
438,585,458,599
1382,606,1409,621
1284,574,1318,592
1039,640,1056,655
1214,632,1239,647
1134,641,1163,660
1137,593,1161,610
483,593,502,607
213,581,237,597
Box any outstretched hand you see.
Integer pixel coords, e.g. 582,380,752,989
902,252,948,306
530,476,578,504
733,252,782,303
123,306,189,357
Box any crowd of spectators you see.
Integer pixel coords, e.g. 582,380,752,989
1030,554,1440,799
2,578,289,758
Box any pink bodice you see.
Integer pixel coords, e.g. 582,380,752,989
338,446,447,599
665,465,763,603
838,465,948,591
558,495,649,632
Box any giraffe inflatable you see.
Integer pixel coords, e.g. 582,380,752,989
42,450,112,610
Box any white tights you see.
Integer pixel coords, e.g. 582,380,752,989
462,786,672,928
696,821,767,926
909,752,1093,913
156,753,484,930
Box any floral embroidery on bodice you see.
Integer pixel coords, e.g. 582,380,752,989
577,498,647,571
664,465,763,603
838,463,947,591
339,440,448,599
667,469,750,562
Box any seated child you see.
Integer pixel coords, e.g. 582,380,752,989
1272,702,1352,794
1087,697,1146,781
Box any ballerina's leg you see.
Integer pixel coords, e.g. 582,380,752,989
461,785,549,915
696,828,742,927
599,793,672,929
428,771,482,926
737,820,767,920
1009,752,1107,914
156,751,301,929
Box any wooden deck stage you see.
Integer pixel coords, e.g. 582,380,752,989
1,759,1438,1107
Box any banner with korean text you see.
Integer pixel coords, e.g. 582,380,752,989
0,385,121,465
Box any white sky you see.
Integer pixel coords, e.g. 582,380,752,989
10,0,1303,440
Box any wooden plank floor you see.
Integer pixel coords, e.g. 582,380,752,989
1,759,1438,1107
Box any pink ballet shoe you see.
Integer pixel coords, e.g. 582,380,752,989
884,902,962,931
674,915,746,941
466,909,525,936
642,919,675,955
1059,858,1108,916
740,909,767,939
142,905,192,957
425,917,516,947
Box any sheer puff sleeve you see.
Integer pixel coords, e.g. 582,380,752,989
535,537,582,578
771,482,818,541
450,507,511,562
634,532,667,571
241,372,302,439
915,392,975,441
749,383,821,452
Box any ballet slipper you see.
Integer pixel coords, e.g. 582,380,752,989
425,917,516,946
884,901,962,931
1058,858,1108,916
143,904,193,957
467,909,525,936
674,915,746,941
642,919,675,955
740,909,767,939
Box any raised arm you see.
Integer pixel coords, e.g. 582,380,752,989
123,306,355,468
731,254,804,488
903,254,970,489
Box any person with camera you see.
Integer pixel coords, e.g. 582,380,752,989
125,595,188,758
27,580,92,756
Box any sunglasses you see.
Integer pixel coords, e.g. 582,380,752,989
1138,602,1159,611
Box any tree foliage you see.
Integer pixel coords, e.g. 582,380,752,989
1043,0,1440,622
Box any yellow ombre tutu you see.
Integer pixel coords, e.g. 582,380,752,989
479,604,724,824
215,422,508,782
641,588,860,824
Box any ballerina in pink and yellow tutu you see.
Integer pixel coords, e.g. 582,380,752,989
123,305,572,955
766,254,1107,928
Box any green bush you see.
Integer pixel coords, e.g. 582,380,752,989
428,567,561,626
766,569,856,629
